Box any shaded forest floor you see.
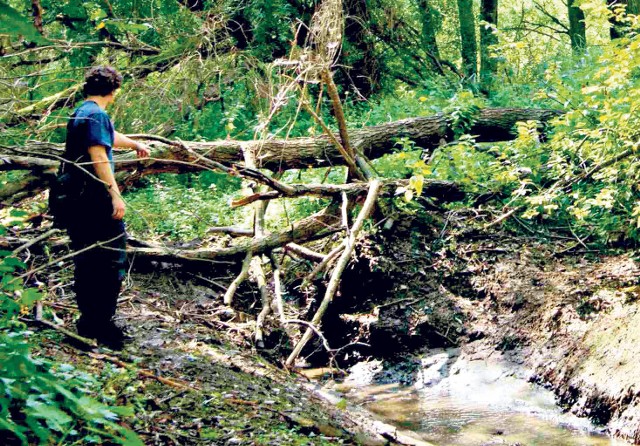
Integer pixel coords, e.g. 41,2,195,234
30,216,640,445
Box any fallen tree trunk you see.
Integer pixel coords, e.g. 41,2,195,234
127,202,342,264
3,108,560,173
231,178,465,206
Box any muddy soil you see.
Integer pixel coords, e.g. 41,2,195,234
33,215,640,444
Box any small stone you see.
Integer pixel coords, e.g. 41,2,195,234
226,437,242,445
263,400,276,405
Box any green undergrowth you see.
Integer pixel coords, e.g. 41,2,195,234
123,167,342,241
0,216,142,445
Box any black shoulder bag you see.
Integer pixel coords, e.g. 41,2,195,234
48,163,85,229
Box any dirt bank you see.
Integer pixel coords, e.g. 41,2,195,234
470,248,640,443
31,215,640,444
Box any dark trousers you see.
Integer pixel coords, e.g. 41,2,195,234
67,192,126,328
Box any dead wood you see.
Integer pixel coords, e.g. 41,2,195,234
284,243,326,262
231,178,464,207
127,202,342,264
300,243,345,288
3,108,560,174
269,252,287,325
207,226,254,237
223,251,253,305
286,180,382,367
253,255,272,348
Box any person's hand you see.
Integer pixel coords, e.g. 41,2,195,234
112,195,126,220
134,142,151,159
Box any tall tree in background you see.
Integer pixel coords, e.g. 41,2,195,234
479,0,498,93
417,0,443,72
457,0,478,79
568,0,586,51
608,0,640,39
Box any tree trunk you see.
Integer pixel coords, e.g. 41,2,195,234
31,0,44,34
129,203,343,264
608,0,640,39
568,0,586,52
457,0,478,79
479,0,498,93
2,108,560,177
417,0,443,74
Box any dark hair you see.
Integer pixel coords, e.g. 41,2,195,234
83,66,123,96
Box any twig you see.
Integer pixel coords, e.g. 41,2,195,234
223,251,253,306
87,352,200,391
29,317,97,348
11,228,60,255
252,256,271,348
322,69,375,180
11,233,125,283
284,243,326,262
187,273,228,291
299,96,364,181
300,243,345,288
269,251,286,325
207,226,254,237
341,191,350,236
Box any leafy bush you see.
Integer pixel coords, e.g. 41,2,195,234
0,221,142,445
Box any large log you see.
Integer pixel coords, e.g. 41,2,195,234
3,108,560,172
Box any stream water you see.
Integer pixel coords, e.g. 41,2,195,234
322,348,630,446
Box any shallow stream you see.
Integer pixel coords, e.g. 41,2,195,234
322,348,630,446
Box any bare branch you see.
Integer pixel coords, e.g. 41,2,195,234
286,180,382,367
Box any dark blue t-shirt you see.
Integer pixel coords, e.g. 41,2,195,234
64,100,115,174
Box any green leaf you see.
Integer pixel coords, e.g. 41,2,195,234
3,257,26,269
19,288,42,307
26,400,73,432
0,1,45,43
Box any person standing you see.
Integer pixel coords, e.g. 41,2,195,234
60,66,150,349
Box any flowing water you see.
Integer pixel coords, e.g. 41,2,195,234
321,349,630,446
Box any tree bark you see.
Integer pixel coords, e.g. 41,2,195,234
479,0,498,93
457,0,478,79
568,0,586,52
417,0,444,74
128,203,342,264
31,0,44,34
4,108,559,172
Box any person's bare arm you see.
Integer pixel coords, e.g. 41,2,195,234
114,131,151,158
88,145,126,220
